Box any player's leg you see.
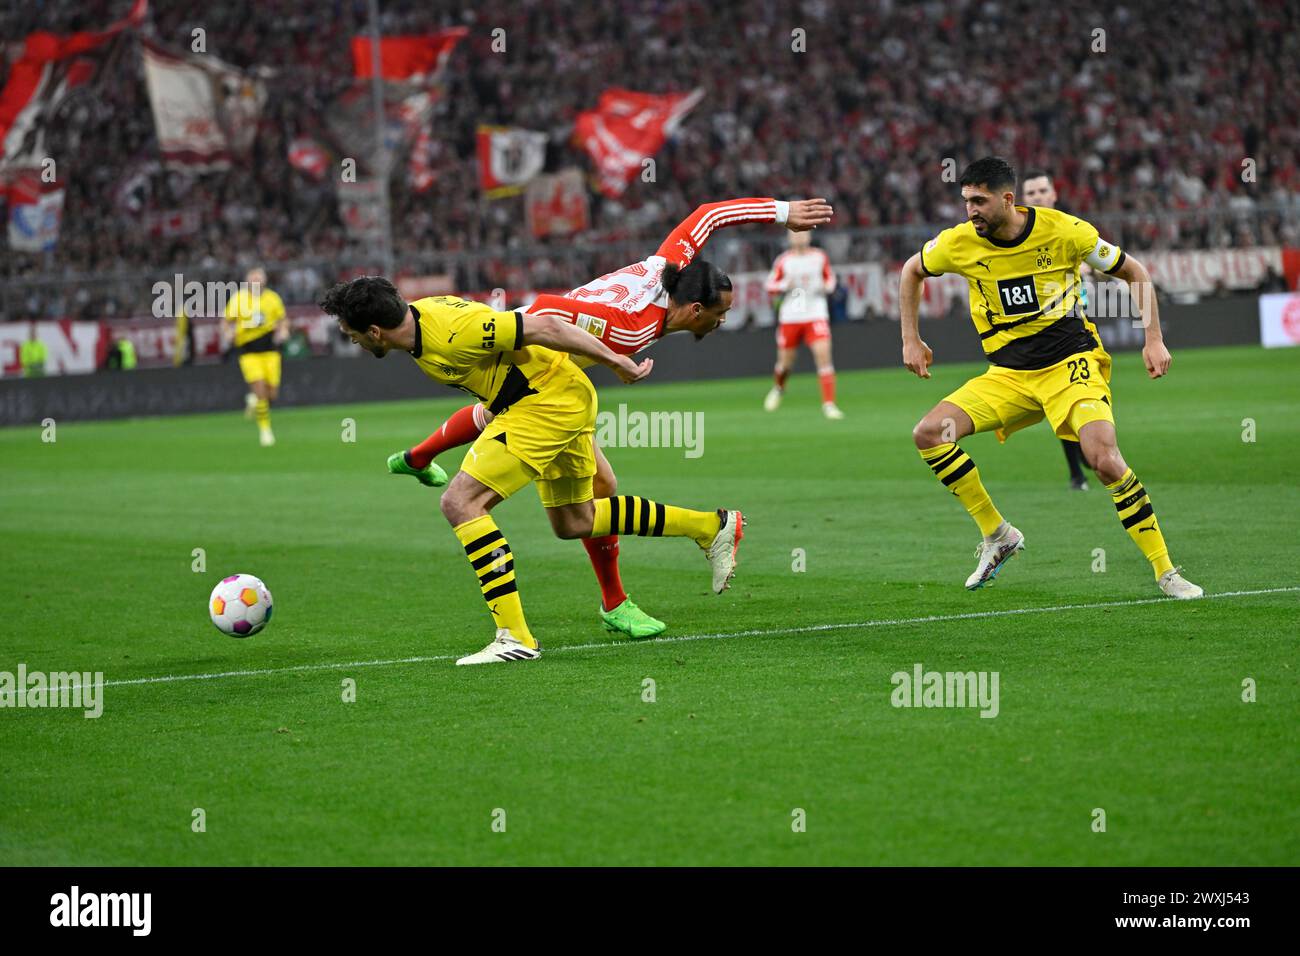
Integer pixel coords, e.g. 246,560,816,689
914,375,1038,589
441,438,541,662
582,445,667,637
765,324,798,411
389,403,489,488
239,355,275,446
1076,415,1202,598
1060,438,1089,490
808,326,842,419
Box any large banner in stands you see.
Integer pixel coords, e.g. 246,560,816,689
1141,247,1282,295
1258,292,1300,348
0,308,341,378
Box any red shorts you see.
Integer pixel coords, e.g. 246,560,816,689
777,319,831,350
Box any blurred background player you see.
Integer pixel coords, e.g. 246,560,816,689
1021,170,1091,491
389,197,833,639
222,267,289,446
763,229,842,419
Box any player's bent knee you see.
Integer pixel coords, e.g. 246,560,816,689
912,418,942,449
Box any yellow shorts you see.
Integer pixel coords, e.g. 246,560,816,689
238,352,282,388
459,366,598,508
944,348,1114,443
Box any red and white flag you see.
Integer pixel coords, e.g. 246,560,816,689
343,29,466,192
525,169,590,238
350,29,467,82
141,40,267,171
0,0,146,174
477,126,548,198
574,87,704,197
288,137,330,181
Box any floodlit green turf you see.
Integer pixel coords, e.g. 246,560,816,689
1,344,1297,866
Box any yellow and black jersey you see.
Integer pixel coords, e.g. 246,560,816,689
224,287,286,353
408,296,574,413
919,205,1127,369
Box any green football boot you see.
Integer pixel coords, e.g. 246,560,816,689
600,597,667,638
387,451,448,488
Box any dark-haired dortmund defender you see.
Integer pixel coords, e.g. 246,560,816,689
387,197,832,639
320,276,746,665
899,157,1202,599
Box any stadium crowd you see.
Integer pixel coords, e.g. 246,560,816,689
2,0,1298,319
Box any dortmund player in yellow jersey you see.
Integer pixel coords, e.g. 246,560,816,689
899,157,1202,599
320,276,745,665
223,267,288,446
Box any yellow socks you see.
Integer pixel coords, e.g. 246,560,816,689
1107,468,1174,579
920,443,1004,537
591,496,720,548
453,514,536,648
255,398,270,430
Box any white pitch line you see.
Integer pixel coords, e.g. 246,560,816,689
97,586,1300,690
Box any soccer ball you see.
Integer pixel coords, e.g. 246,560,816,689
209,573,273,637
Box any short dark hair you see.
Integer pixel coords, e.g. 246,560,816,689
960,157,1017,194
318,276,407,332
1021,169,1052,185
661,259,732,307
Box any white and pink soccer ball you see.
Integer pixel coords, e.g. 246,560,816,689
209,573,273,637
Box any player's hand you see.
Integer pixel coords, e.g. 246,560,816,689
786,198,834,231
613,356,653,383
903,338,933,379
1142,340,1172,379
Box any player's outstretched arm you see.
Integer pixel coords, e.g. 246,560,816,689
1112,254,1170,379
654,197,832,266
785,198,834,232
899,253,933,379
521,313,651,383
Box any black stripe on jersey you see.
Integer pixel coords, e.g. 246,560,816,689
471,545,511,570
464,532,503,556
487,364,539,415
409,304,424,358
940,458,975,486
512,310,524,347
638,497,650,535
608,497,620,535
928,447,965,474
652,502,665,537
483,580,518,602
987,314,1100,370
236,333,279,354
478,559,515,587
1121,502,1155,529
1105,251,1127,275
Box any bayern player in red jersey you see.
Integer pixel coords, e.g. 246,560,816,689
763,230,843,419
388,195,834,637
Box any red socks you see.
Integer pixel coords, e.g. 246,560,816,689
582,536,627,611
818,368,836,404
409,404,485,469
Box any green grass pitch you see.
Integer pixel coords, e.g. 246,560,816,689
1,344,1297,866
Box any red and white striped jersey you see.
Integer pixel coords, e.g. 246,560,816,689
526,197,782,355
766,247,835,324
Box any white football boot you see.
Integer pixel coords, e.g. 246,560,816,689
705,510,745,593
763,387,783,412
965,522,1025,590
822,401,845,420
1158,567,1204,600
259,427,276,447
456,628,541,665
